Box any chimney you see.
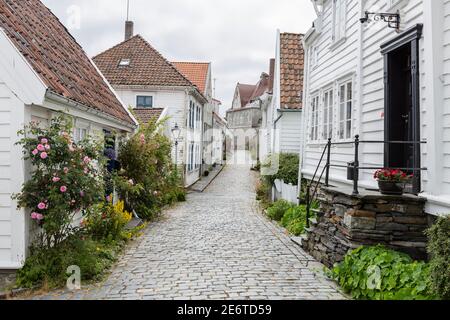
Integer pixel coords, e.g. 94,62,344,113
269,58,275,93
125,21,134,41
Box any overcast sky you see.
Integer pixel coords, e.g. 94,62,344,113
42,0,316,108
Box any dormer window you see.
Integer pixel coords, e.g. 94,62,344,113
118,58,131,67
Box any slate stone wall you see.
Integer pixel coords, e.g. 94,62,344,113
302,186,430,268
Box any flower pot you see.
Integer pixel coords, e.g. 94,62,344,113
378,180,405,195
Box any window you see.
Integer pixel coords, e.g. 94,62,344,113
322,89,334,140
310,95,320,141
195,144,200,170
74,127,87,143
188,143,195,171
310,46,318,68
338,81,353,140
118,58,131,67
136,96,153,108
332,0,347,43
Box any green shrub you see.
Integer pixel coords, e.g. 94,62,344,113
16,234,124,289
426,216,450,299
330,245,435,300
115,118,184,219
281,205,307,236
267,200,293,221
263,153,300,185
84,199,132,242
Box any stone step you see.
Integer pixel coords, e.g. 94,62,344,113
309,217,318,226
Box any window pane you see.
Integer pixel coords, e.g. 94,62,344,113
347,82,352,100
137,96,153,108
346,121,352,139
340,123,344,139
340,86,345,103
347,101,352,120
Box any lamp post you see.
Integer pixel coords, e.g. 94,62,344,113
171,123,182,175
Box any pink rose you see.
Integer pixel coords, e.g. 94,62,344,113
52,176,60,183
37,202,46,210
60,186,68,193
83,156,91,164
64,167,69,174
41,138,48,144
84,167,89,174
31,212,38,220
36,214,44,221
32,149,39,156
45,144,51,150
37,144,45,152
40,152,48,159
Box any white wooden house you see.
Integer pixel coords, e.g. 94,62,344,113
261,32,304,164
302,0,450,216
0,0,138,269
93,29,208,187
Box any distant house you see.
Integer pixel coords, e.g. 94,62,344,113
302,0,450,216
227,70,273,165
0,0,137,269
261,32,304,163
172,62,217,173
93,28,208,187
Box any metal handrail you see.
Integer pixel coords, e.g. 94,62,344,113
305,135,427,230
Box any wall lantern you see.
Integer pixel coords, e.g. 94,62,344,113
360,11,400,32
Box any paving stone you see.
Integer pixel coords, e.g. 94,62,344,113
26,165,345,301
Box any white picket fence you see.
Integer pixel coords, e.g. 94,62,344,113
272,179,299,205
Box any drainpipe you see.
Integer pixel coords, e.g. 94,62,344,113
272,112,283,155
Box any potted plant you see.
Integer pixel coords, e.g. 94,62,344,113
374,169,413,195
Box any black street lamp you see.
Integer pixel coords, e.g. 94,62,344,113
360,11,400,32
171,123,182,175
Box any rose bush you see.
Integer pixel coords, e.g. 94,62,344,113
114,119,185,220
13,116,105,248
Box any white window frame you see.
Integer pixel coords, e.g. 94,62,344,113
332,0,347,44
337,80,353,141
322,88,334,141
73,120,89,143
310,94,320,142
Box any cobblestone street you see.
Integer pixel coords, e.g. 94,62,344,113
27,165,345,300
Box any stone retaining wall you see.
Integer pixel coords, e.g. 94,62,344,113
302,186,430,268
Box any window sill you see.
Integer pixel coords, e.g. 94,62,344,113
329,37,347,51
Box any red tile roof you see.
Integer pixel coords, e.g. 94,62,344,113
236,83,256,108
0,0,135,125
93,35,202,97
280,33,304,110
133,108,165,125
172,62,209,94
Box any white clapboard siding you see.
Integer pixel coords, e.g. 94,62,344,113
280,112,303,154
303,0,360,182
442,0,450,191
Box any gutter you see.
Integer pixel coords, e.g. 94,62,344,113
45,90,137,131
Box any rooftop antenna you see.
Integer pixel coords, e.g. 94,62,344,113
124,0,134,40
126,0,130,21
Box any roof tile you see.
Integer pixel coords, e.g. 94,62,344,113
172,62,209,94
280,33,304,110
0,0,134,124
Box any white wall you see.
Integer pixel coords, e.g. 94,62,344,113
115,87,202,187
0,82,27,269
279,111,303,154
302,0,360,185
302,0,450,215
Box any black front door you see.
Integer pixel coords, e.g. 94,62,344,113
386,43,414,171
381,24,423,194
